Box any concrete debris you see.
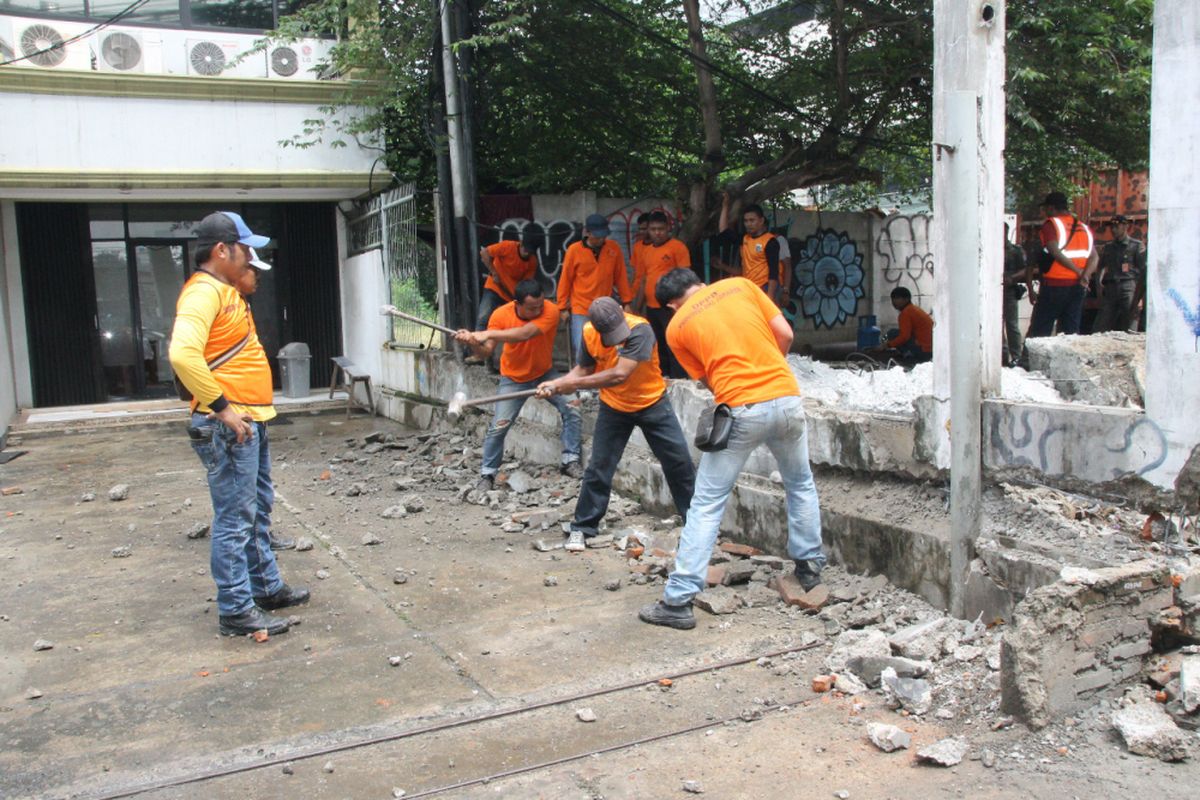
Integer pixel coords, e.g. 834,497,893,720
719,542,762,557
586,534,614,549
361,532,383,546
916,736,968,767
693,587,743,615
981,748,996,768
603,579,621,592
388,655,403,667
295,537,314,552
393,569,408,585
1181,656,1200,714
543,576,558,587
845,655,932,688
834,672,868,695
575,707,596,722
400,494,426,512
380,505,407,520
866,722,911,752
111,545,132,559
827,629,891,673
32,639,54,651
888,617,956,661
393,789,407,798
833,792,849,800
345,483,365,497
323,760,334,773
532,539,561,552
1023,332,1144,407
722,559,757,585
682,780,704,794
316,569,331,580
511,508,564,529
506,470,534,494
107,484,130,501
953,645,982,662
1111,696,1192,762
742,583,782,608
749,554,787,571
281,763,294,775
26,688,43,699
881,667,932,715
80,491,96,502
1176,443,1200,515
185,522,210,540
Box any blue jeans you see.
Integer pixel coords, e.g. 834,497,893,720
1027,283,1085,337
481,372,582,475
189,412,284,616
569,313,588,365
571,396,695,535
662,395,824,606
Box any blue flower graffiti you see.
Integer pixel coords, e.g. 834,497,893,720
794,229,865,329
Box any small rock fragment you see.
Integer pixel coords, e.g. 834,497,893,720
916,736,968,767
323,760,334,773
111,545,132,559
361,532,383,546
981,749,996,768
506,471,534,494
80,491,96,502
381,505,407,520
252,630,269,643
543,576,559,587
26,688,43,699
867,722,911,753
186,522,210,540
603,579,622,591
392,789,407,799
316,569,331,580
834,672,868,695
108,484,130,501
576,707,596,722
400,494,426,513
585,533,614,549
281,763,294,775
393,570,408,585
389,655,403,667
1111,697,1193,762
881,667,932,715
693,587,743,615
32,639,54,652
833,791,850,800
682,780,704,794
295,537,314,552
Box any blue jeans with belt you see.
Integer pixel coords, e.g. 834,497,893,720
189,412,284,616
662,395,824,606
480,372,582,476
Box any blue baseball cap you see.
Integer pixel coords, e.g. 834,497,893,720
194,211,271,249
584,213,610,237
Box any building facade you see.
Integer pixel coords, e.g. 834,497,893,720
0,1,377,433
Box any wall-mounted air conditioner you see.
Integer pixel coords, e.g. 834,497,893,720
185,39,267,78
268,39,334,80
97,29,145,73
13,20,94,70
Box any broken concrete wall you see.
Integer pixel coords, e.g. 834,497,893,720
982,400,1168,485
1000,561,1173,729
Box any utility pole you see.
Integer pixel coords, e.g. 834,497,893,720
932,1,1005,618
439,0,477,330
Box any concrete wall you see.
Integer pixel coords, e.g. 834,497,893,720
339,249,389,390
784,211,877,349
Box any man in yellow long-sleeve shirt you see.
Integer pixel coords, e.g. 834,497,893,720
169,211,309,638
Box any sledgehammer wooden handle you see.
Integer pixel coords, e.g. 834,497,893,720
379,305,459,336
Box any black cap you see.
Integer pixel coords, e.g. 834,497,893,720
1042,192,1069,209
1110,214,1130,224
588,297,630,346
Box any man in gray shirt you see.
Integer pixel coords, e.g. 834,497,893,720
536,297,695,553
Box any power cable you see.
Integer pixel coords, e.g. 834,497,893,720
0,0,153,68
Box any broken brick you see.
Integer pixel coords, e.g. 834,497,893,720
774,574,829,610
719,542,763,557
812,674,835,693
1,486,24,496
625,546,644,559
252,630,269,643
706,565,727,587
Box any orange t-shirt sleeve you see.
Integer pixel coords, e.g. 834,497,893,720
557,249,575,308
750,284,783,327
614,249,633,304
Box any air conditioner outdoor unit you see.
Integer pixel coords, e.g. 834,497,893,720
185,39,267,78
97,29,144,73
14,20,94,70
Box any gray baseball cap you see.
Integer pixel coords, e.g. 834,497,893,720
588,296,629,346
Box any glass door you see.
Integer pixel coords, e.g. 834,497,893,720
134,243,189,397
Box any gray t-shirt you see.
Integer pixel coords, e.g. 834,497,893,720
578,323,655,368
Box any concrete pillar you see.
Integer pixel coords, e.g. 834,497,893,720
1144,0,1200,489
932,0,1006,617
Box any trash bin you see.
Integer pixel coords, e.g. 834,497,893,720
277,342,311,399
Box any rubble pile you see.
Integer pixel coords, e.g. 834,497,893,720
1023,332,1146,408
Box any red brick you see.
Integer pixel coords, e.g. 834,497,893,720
812,674,835,693
775,574,829,610
719,542,763,557
706,565,727,587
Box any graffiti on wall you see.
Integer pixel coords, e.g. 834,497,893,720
1167,287,1200,350
792,228,865,329
874,214,934,309
987,406,1167,479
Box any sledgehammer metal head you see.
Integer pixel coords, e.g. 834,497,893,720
446,391,468,422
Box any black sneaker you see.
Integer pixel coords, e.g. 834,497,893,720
561,461,585,479
219,606,291,637
268,532,296,551
475,475,495,492
793,560,823,592
638,601,696,630
255,583,311,611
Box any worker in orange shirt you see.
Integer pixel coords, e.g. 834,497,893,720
630,213,651,279
536,297,695,553
558,213,634,359
884,287,933,364
716,191,782,301
638,269,824,631
632,211,691,378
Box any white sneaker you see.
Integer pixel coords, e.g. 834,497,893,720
565,531,586,552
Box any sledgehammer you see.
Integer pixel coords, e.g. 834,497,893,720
447,389,540,422
379,304,459,336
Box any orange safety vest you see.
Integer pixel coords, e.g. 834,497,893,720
1042,215,1094,283
182,273,274,411
740,232,775,287
582,313,665,413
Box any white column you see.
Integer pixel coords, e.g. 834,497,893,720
932,1,1006,617
1145,0,1200,488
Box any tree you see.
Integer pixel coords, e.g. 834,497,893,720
268,0,1152,238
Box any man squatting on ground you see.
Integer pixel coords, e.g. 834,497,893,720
169,212,310,637
536,297,696,553
639,269,825,630
455,279,584,492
